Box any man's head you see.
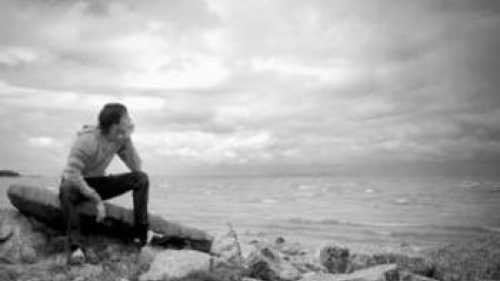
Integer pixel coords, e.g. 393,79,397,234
98,103,134,141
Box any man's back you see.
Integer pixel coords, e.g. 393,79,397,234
63,125,122,179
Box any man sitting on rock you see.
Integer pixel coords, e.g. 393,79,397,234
59,103,149,264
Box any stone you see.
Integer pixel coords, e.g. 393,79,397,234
0,209,48,264
139,249,211,281
288,254,326,275
0,267,20,281
245,246,302,281
317,243,350,274
53,273,67,281
346,251,434,277
69,264,104,279
274,237,307,256
8,184,213,252
400,271,439,281
211,231,257,268
347,253,376,272
299,264,399,281
391,254,434,277
138,245,164,268
0,223,13,242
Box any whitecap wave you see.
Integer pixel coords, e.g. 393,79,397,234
394,198,410,204
458,181,480,189
261,198,278,204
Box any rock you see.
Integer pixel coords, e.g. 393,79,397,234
429,234,500,281
317,243,350,274
346,251,434,277
53,273,67,281
347,253,376,272
0,223,13,242
288,254,326,275
274,237,306,256
0,170,20,177
391,254,434,277
139,249,211,281
68,264,104,280
0,209,48,264
211,231,257,267
138,245,164,268
245,246,302,281
299,264,399,281
0,267,20,281
8,184,213,253
400,271,439,281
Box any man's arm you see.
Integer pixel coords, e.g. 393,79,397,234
117,139,142,171
64,136,102,203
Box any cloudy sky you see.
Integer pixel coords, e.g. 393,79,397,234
1,0,499,176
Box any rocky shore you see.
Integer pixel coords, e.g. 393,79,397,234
1,208,499,281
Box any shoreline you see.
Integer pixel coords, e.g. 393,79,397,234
1,206,499,281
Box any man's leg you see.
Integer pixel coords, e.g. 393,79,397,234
59,180,86,263
86,171,150,243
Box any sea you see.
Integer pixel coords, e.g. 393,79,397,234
1,174,499,251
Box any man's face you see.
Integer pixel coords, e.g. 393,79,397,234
111,114,134,141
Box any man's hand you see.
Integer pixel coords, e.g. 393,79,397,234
96,201,106,223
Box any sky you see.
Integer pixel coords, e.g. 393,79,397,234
1,0,500,176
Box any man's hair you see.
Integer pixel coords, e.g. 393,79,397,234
98,103,128,134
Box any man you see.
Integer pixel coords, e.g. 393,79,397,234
60,103,149,264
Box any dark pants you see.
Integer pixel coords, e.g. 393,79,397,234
59,171,149,248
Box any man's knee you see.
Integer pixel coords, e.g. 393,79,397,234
131,171,149,189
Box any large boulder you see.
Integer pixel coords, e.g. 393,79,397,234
139,249,212,281
0,209,49,264
8,184,213,253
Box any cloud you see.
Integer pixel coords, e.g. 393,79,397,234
0,0,220,91
1,0,500,175
135,130,275,165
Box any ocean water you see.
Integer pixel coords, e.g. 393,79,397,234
1,174,499,249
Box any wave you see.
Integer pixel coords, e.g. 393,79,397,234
261,198,279,204
285,217,500,233
287,217,347,226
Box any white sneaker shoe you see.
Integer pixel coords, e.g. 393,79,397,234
69,248,86,265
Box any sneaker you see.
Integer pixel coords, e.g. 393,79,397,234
69,247,86,265
131,224,149,247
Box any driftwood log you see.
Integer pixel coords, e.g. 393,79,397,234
7,184,213,253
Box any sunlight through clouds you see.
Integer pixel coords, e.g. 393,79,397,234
135,130,275,165
122,54,229,89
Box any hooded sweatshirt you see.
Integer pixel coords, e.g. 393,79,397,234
62,125,141,202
